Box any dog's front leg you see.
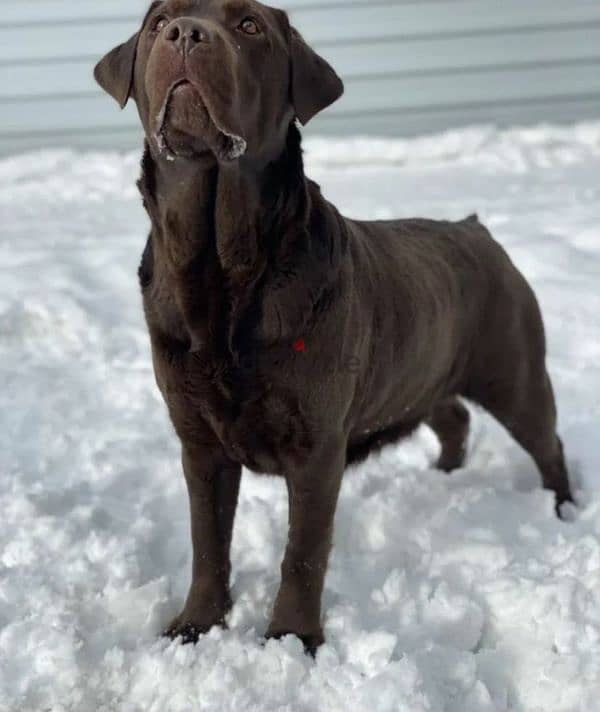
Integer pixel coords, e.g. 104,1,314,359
165,443,241,644
267,437,346,655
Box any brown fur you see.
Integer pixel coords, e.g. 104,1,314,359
95,0,573,655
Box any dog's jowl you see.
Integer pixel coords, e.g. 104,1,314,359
95,0,574,655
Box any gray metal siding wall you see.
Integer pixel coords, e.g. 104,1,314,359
1,0,600,154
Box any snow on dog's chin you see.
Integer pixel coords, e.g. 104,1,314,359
216,129,247,162
155,126,247,163
154,82,247,163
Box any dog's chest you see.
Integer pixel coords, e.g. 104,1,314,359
153,343,313,473
143,271,313,474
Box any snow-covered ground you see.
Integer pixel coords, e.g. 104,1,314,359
1,122,600,712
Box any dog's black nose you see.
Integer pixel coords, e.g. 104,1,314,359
165,18,212,53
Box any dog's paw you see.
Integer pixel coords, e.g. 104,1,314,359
163,611,227,645
265,626,325,658
556,497,578,522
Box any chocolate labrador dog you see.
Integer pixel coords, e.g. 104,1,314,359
95,0,573,654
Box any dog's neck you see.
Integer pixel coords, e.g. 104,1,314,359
139,123,309,272
138,123,312,354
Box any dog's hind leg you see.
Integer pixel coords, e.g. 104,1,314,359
427,397,470,472
466,366,573,515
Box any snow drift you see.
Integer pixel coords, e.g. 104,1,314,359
1,122,599,711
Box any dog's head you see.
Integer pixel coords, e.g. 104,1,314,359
94,0,343,164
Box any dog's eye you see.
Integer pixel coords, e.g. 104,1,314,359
238,17,261,35
152,16,170,33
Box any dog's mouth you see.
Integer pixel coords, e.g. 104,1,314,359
154,80,247,163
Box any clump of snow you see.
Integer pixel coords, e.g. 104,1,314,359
1,122,600,711
221,131,247,161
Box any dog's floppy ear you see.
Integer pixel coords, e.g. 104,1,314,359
94,33,139,108
94,1,163,108
290,28,344,125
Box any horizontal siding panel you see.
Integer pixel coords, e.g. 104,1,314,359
295,1,600,45
333,63,600,114
0,21,139,64
311,95,600,136
4,2,600,64
4,0,148,25
2,63,599,134
1,97,140,134
321,27,600,78
3,26,600,100
3,0,364,26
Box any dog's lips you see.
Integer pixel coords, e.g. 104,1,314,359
154,80,247,162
